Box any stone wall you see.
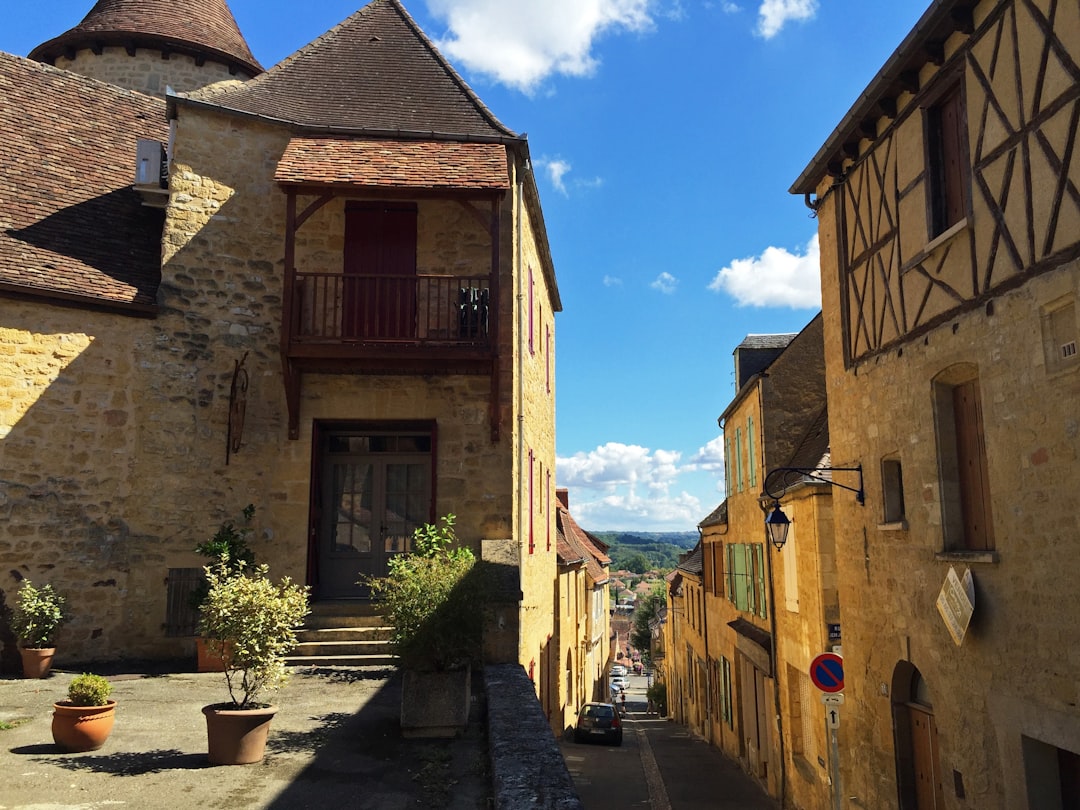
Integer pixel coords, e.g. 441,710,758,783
55,46,253,95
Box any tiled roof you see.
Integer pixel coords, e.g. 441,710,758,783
677,542,703,576
190,0,516,140
787,405,830,470
737,333,798,350
0,53,167,309
29,0,262,77
698,500,727,528
275,138,510,190
556,502,609,585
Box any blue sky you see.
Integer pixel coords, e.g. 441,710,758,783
7,0,930,532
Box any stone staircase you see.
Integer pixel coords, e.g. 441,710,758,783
285,601,396,668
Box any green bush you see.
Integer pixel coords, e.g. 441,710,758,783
367,515,486,672
11,580,67,648
198,559,309,709
67,674,112,707
189,504,258,611
646,681,667,715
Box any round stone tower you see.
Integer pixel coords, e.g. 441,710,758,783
29,0,263,96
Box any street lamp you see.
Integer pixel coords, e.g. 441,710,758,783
763,465,865,550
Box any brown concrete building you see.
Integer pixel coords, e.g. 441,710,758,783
0,0,563,707
792,0,1080,807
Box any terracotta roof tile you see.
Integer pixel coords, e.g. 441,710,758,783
556,502,609,585
30,0,262,76
194,0,515,139
275,138,510,190
0,53,167,308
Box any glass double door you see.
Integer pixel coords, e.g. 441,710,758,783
316,432,431,599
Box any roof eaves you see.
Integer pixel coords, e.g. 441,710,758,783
790,0,970,195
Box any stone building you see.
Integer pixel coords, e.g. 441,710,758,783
791,0,1080,807
551,488,611,734
664,542,708,737
0,0,563,706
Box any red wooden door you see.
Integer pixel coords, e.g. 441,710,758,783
343,202,417,338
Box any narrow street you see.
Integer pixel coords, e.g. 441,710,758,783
559,673,780,810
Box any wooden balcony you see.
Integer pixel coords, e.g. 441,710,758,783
280,271,501,439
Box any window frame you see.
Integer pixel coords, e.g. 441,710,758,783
924,76,970,238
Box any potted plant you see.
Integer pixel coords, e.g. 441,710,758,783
10,580,67,678
367,514,487,737
52,673,116,752
191,505,257,672
197,557,309,765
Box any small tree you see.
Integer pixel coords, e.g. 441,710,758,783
630,581,667,667
198,559,309,709
11,580,67,649
190,504,257,611
367,514,486,672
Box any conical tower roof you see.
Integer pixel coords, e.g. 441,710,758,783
30,0,262,77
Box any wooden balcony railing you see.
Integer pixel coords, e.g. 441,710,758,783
287,272,493,347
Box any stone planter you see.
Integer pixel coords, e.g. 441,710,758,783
202,703,277,765
400,667,471,738
52,700,117,752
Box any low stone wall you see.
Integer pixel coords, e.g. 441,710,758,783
485,664,584,810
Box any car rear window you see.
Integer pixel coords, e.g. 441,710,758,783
584,705,613,718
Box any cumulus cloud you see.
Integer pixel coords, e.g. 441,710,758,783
603,275,623,287
707,233,821,309
756,0,818,39
557,442,709,530
651,272,678,294
685,435,726,473
425,0,655,93
538,158,572,194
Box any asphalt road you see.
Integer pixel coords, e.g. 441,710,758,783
560,673,780,810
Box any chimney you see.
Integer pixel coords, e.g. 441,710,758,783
556,488,569,509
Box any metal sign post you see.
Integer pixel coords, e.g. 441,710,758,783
812,654,844,810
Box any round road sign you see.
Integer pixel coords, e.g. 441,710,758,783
809,652,844,693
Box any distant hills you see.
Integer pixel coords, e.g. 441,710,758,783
591,531,697,573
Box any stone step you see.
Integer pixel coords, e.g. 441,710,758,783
292,639,395,657
304,601,387,630
296,626,393,643
284,653,398,668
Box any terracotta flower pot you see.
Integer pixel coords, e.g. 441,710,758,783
195,638,233,672
202,703,277,765
19,647,56,679
52,700,117,752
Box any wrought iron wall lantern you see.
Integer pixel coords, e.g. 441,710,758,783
763,465,864,550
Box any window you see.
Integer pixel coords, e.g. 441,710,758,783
1041,296,1078,374
926,83,968,237
720,656,733,728
933,366,994,551
528,266,535,354
735,428,744,493
882,458,906,524
789,667,816,762
747,415,757,488
528,447,535,554
726,543,768,617
546,323,552,392
783,522,799,612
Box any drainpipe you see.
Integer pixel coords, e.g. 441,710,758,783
516,159,527,664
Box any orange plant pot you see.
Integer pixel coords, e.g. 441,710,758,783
19,647,56,679
52,700,117,752
203,703,277,765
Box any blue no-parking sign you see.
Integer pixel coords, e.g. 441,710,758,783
809,652,844,693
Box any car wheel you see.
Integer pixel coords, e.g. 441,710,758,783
614,735,623,747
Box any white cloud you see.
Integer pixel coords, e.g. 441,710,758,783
685,435,726,473
756,0,818,39
426,0,655,93
651,271,678,294
603,275,623,287
556,441,720,531
707,233,821,309
538,158,572,194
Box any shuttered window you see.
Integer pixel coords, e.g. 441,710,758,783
927,84,968,236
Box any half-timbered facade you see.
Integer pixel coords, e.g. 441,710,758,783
792,1,1080,807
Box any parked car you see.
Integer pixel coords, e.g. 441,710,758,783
574,702,623,746
609,664,628,677
610,675,629,691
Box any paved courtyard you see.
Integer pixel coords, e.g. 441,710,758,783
0,665,490,809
